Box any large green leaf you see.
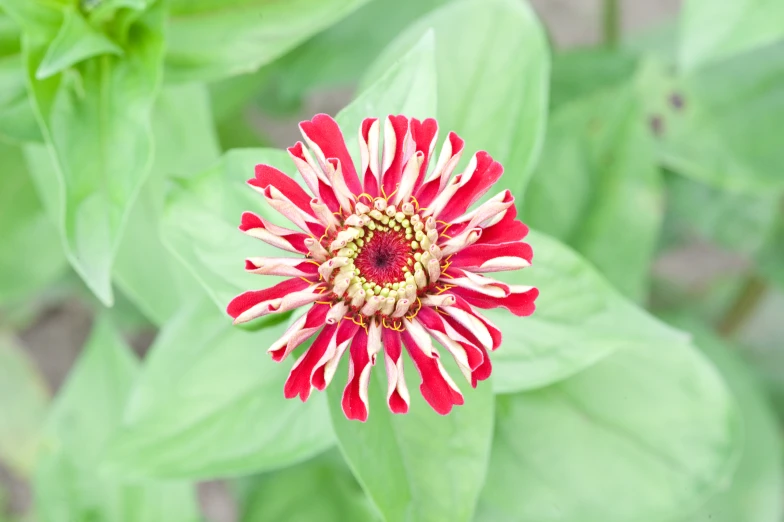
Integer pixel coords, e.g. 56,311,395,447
0,54,41,143
33,316,200,522
679,0,784,72
161,147,291,310
165,0,370,83
489,230,685,394
103,302,334,479
35,6,122,80
328,362,494,522
363,0,550,195
524,82,663,301
336,30,437,159
549,47,638,109
669,318,783,522
476,339,740,522
248,0,451,114
758,214,784,290
637,46,784,194
113,83,220,325
661,173,781,255
21,1,165,306
0,142,66,307
0,333,49,477
238,449,379,522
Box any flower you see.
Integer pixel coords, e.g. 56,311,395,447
227,114,538,421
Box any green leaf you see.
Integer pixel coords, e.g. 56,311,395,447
336,30,437,159
36,6,122,80
668,317,783,522
113,83,220,325
524,82,663,301
363,0,550,195
637,47,784,194
0,332,49,476
0,142,66,306
250,0,451,114
22,1,165,305
238,449,379,522
165,0,371,83
33,316,200,522
476,339,741,522
103,301,334,479
661,173,781,255
550,47,638,109
0,53,41,143
161,147,291,310
328,362,494,522
488,231,686,394
758,214,784,290
679,0,784,72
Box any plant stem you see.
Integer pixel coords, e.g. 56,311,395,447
603,0,620,48
717,274,767,338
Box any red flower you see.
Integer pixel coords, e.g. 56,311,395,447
227,114,538,421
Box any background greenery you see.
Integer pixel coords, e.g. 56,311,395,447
0,0,783,521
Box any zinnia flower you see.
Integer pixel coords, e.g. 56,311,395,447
227,114,538,421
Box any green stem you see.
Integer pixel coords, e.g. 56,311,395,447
716,274,767,338
603,0,620,48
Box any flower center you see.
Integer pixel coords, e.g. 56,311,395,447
354,230,410,285
317,197,444,320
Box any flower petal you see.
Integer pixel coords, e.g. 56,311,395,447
245,257,320,277
430,151,503,222
239,212,309,254
448,241,532,272
248,168,324,236
268,303,330,362
382,326,410,414
410,117,439,192
342,327,373,422
250,164,317,217
284,323,338,401
227,278,322,324
415,131,465,208
359,117,381,197
313,320,359,391
299,114,362,195
451,283,539,317
401,320,464,415
381,115,414,197
288,142,341,212
416,307,484,385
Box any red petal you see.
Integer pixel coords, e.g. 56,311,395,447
361,118,380,197
288,142,341,212
312,320,359,391
437,152,503,223
382,327,409,414
269,303,329,362
342,328,371,422
238,212,309,254
451,285,539,317
382,115,411,197
415,132,465,208
250,165,315,216
300,114,362,195
284,323,337,401
410,117,438,191
400,328,464,415
226,278,312,320
449,242,533,272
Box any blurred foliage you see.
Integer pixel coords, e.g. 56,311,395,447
0,0,782,521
